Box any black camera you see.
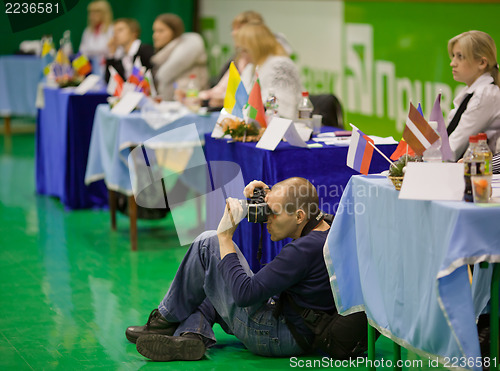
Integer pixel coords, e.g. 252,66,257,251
246,187,271,223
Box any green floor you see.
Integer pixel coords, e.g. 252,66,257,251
0,131,441,370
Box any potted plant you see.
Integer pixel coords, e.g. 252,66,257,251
388,155,417,190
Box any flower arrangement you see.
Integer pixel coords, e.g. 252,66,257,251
219,117,264,142
388,155,418,190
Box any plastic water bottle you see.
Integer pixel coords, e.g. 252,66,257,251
185,74,200,112
297,91,314,129
60,30,73,57
423,121,442,162
476,133,493,176
265,89,279,123
463,135,479,202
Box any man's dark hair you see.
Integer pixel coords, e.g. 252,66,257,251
273,177,319,219
115,18,141,38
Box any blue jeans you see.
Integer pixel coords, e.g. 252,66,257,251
158,231,303,357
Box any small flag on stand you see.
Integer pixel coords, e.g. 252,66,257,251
143,70,157,97
223,62,248,118
429,94,454,162
72,53,92,76
246,78,267,127
390,139,415,160
346,125,375,175
107,66,124,97
40,38,55,77
402,103,439,156
128,58,144,87
52,49,73,80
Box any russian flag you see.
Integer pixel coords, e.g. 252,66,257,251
346,125,375,175
223,62,248,118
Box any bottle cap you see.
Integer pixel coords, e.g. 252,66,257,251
477,133,487,141
469,135,478,143
301,91,309,97
189,74,196,79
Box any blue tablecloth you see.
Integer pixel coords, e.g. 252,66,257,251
0,55,40,116
324,175,500,370
36,87,109,209
204,135,397,271
85,105,219,195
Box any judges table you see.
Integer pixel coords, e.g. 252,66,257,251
36,87,109,209
204,135,397,271
324,175,500,370
0,55,40,117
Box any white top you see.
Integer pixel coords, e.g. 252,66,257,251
79,26,114,59
240,56,302,120
447,73,500,160
113,39,141,79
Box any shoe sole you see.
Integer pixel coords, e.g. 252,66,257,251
126,327,177,344
136,334,205,361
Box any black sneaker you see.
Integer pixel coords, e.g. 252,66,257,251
136,333,206,361
125,309,178,344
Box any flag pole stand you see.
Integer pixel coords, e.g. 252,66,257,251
367,141,395,167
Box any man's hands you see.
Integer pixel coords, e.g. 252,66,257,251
217,198,245,240
243,180,270,198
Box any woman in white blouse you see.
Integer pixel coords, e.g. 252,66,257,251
79,0,114,74
235,22,302,120
447,30,500,160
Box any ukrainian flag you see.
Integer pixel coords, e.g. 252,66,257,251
223,62,248,118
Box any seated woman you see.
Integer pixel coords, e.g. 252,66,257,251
78,0,114,74
199,10,292,108
447,30,500,160
105,18,154,82
151,14,208,101
235,22,302,119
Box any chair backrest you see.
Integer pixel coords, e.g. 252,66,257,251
309,94,344,128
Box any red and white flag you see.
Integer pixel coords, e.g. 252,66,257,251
107,66,124,97
402,103,439,156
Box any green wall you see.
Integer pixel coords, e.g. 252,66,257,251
0,0,195,55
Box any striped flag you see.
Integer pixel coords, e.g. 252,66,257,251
128,58,144,87
72,53,92,76
429,94,454,162
346,125,375,175
246,78,267,127
143,69,157,97
223,62,248,118
40,38,55,78
107,66,124,97
402,103,439,156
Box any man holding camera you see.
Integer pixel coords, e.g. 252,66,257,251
126,177,366,361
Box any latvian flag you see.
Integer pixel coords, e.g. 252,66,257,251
346,125,375,175
107,66,124,97
402,103,439,156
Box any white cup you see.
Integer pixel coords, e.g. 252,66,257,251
312,114,322,135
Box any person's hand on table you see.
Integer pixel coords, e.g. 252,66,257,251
243,180,270,198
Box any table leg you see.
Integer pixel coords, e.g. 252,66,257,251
368,324,376,371
491,263,500,370
108,190,117,230
4,116,12,152
128,195,137,251
393,341,402,370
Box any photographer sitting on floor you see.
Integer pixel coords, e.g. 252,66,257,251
126,177,368,361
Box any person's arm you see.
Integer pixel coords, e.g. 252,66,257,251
493,152,500,174
449,87,500,160
217,197,245,260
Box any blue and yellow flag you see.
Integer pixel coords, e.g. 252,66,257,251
223,62,248,118
40,38,55,77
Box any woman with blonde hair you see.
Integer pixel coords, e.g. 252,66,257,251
151,13,208,101
447,30,500,159
79,0,114,61
236,22,302,119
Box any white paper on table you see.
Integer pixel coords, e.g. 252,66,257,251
399,162,465,201
256,117,307,151
111,91,145,115
74,74,101,95
293,123,313,142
